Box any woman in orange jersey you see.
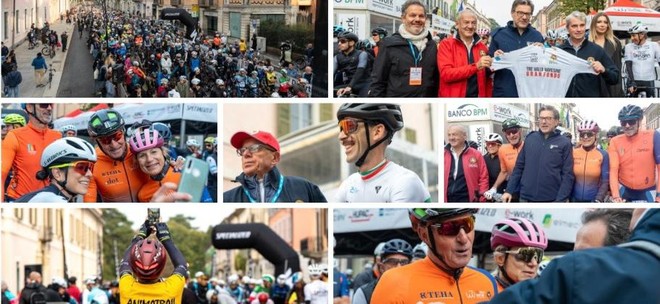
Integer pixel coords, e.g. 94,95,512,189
572,119,609,202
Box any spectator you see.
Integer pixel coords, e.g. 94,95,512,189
18,271,60,304
31,53,48,87
575,209,633,250
352,239,413,304
4,65,22,97
588,12,623,97
66,277,82,304
61,31,69,52
444,124,489,202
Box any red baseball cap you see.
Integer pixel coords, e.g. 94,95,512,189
230,130,280,152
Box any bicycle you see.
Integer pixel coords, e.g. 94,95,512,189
41,45,56,58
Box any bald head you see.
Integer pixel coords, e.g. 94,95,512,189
29,271,42,284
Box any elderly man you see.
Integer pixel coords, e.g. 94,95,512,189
372,209,498,303
352,239,413,304
574,209,633,250
224,130,327,202
502,105,574,202
438,9,492,97
557,11,619,97
369,0,438,97
444,124,489,202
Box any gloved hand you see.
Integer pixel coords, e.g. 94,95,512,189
137,220,150,239
156,222,171,242
484,188,497,200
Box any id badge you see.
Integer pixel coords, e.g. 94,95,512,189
409,67,422,86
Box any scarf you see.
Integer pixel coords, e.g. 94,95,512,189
398,24,429,56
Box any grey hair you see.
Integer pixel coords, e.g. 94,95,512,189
456,9,476,21
581,209,633,247
565,11,587,27
511,0,535,14
401,0,428,17
447,124,468,136
539,105,560,120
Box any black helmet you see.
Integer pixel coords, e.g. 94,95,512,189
372,27,388,37
337,103,404,132
502,118,521,131
333,25,346,37
355,39,373,51
88,109,125,137
606,127,618,138
409,208,478,223
380,238,413,259
468,140,479,149
618,104,643,121
337,31,359,43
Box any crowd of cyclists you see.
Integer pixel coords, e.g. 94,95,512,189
333,0,660,98
74,7,314,98
1,104,218,202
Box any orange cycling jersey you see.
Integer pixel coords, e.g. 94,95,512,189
608,130,660,197
499,142,524,174
371,257,498,304
84,146,149,202
1,122,61,201
138,166,180,202
572,147,609,202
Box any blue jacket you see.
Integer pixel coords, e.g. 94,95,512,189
506,129,574,201
223,166,327,203
488,21,543,97
558,39,619,97
31,56,47,70
488,209,660,304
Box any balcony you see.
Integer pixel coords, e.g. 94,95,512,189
300,236,325,259
199,0,215,7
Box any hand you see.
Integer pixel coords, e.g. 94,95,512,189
337,87,351,96
484,188,496,200
501,193,512,203
591,61,605,74
137,220,151,239
611,197,625,203
477,55,492,70
628,86,637,94
532,42,544,47
150,182,192,202
155,222,171,242
494,49,504,57
655,195,660,203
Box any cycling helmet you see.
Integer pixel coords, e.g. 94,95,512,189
276,274,286,285
262,274,274,284
412,242,428,259
186,139,200,147
380,239,413,259
628,23,648,34
333,25,346,37
228,274,239,284
83,276,97,285
337,103,404,132
257,293,269,303
559,32,568,40
308,264,323,277
577,119,599,133
216,79,224,85
51,277,67,288
41,138,97,168
490,217,548,250
468,140,479,150
618,104,643,121
477,28,490,37
355,39,373,50
546,29,557,40
606,127,618,138
129,129,165,154
204,136,215,145
374,242,386,256
337,31,359,43
241,276,251,285
150,122,172,142
60,125,77,135
372,27,388,38
502,118,521,131
3,113,26,126
409,208,478,223
191,78,201,85
291,272,303,284
88,109,125,137
485,133,503,144
129,238,167,281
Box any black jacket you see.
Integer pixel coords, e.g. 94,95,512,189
369,32,438,97
18,283,60,304
558,39,619,97
223,166,327,203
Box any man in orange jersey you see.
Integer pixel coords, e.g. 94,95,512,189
2,103,61,201
608,104,660,202
83,109,149,202
371,208,498,304
484,118,525,201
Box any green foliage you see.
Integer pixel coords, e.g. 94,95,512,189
101,209,135,280
234,251,247,273
167,215,213,277
488,18,500,30
259,20,314,53
560,0,606,16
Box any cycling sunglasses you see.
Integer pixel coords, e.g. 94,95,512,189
430,216,475,236
338,118,364,135
50,161,95,175
338,39,349,44
620,120,637,127
504,128,519,135
97,130,124,145
579,132,595,139
36,103,54,109
505,247,544,264
381,258,411,267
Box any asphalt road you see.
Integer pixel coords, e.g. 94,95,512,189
57,25,95,97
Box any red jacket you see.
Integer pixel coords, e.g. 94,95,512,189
444,144,489,202
437,35,492,97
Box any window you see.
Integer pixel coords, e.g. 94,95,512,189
404,127,417,144
15,208,23,221
279,136,341,185
29,209,37,226
290,104,312,132
205,16,218,33
15,10,19,34
55,210,63,237
4,12,8,39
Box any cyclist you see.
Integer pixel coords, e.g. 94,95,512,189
83,109,149,202
186,139,202,159
572,119,609,202
303,264,328,304
333,25,346,54
352,239,413,304
490,217,548,292
371,208,498,303
336,103,431,202
477,28,490,47
270,275,289,304
334,31,371,97
3,113,26,131
371,27,388,56
624,24,660,97
411,242,428,261
60,125,77,137
203,136,218,202
484,118,524,201
483,133,504,196
2,103,61,202
15,137,96,203
544,29,557,47
608,105,660,202
118,221,188,304
226,275,246,303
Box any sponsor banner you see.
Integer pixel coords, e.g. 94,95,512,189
333,209,411,233
446,103,490,122
491,104,532,128
182,104,218,123
368,0,407,17
431,14,453,33
469,124,490,154
334,0,368,9
336,13,368,40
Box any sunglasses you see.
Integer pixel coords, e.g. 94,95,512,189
430,216,475,236
579,132,595,139
372,33,379,36
504,247,544,264
504,128,519,135
486,142,500,147
236,144,275,156
338,118,364,135
381,258,411,267
620,120,637,127
97,130,124,145
36,103,54,109
50,161,95,175
338,39,348,44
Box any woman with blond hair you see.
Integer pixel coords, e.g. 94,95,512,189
588,12,623,97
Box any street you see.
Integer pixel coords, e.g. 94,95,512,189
57,24,95,97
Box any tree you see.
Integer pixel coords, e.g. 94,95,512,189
488,18,500,30
560,0,606,16
101,209,135,280
167,215,213,277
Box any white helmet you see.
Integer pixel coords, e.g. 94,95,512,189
241,276,251,284
51,277,67,288
276,274,286,285
308,264,323,277
191,78,201,85
228,274,239,284
41,138,97,168
83,276,97,285
485,133,503,144
186,139,200,147
628,23,648,34
60,125,77,135
546,29,558,40
215,79,224,85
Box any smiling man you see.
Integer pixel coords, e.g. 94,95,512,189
336,103,431,202
224,130,326,202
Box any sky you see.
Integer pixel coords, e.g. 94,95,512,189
122,206,235,232
471,0,554,26
574,100,654,131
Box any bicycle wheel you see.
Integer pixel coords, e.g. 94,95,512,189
41,46,50,56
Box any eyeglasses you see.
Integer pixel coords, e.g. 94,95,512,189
338,118,364,135
430,216,475,236
236,144,275,156
504,247,544,264
381,258,411,267
537,117,555,122
97,130,124,145
36,103,54,109
514,11,532,18
50,161,95,175
620,120,637,127
486,142,500,147
504,128,519,136
579,132,595,139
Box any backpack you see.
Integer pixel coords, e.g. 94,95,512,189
29,290,47,304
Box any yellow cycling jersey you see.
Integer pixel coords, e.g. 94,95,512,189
119,273,185,304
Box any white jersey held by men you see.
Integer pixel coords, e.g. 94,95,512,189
491,45,596,97
335,161,431,202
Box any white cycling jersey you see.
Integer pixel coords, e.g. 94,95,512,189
624,40,660,81
303,279,328,304
491,45,595,97
335,161,431,202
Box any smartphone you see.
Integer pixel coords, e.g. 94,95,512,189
147,208,160,227
177,156,209,202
